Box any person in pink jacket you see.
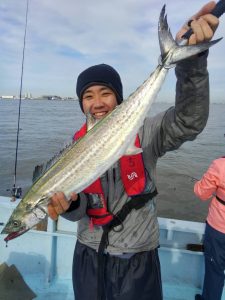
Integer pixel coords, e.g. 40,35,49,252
194,157,225,300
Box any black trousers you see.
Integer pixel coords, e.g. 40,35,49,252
202,223,225,300
73,240,163,300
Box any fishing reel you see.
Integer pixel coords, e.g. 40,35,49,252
6,186,22,201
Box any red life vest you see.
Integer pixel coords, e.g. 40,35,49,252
74,123,147,226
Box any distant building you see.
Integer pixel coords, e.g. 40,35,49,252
41,95,62,100
1,95,15,99
64,97,76,101
25,92,32,99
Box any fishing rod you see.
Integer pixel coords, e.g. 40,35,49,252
180,174,199,182
8,0,30,200
180,0,225,44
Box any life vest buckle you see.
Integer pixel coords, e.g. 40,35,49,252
112,214,124,233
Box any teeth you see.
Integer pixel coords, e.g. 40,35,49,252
94,112,107,118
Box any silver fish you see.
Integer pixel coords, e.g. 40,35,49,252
1,5,221,241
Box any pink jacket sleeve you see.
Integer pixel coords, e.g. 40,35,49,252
194,159,221,201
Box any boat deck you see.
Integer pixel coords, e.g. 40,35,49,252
0,196,224,300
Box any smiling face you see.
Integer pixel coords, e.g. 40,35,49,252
82,85,118,119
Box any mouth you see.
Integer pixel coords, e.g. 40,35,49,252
3,228,29,242
93,111,109,119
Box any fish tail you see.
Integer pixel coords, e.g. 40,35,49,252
158,5,222,66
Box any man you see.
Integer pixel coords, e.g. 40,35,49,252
194,156,225,300
48,2,219,300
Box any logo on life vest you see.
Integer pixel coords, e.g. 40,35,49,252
127,172,138,180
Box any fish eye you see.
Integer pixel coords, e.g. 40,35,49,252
26,204,32,210
12,220,21,227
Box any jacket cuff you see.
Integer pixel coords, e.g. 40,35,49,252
61,193,87,222
176,50,208,73
66,194,80,212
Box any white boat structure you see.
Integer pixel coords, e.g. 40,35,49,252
0,196,224,300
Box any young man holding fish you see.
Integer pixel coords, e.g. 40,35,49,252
30,2,221,300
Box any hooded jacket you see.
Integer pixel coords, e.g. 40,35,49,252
63,53,209,254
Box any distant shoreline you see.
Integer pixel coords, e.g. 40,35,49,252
0,98,78,101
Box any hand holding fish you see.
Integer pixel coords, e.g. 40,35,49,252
48,192,78,220
176,1,219,45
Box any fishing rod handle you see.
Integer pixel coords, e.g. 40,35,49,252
182,0,225,40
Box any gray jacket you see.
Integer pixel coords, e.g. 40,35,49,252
63,53,209,254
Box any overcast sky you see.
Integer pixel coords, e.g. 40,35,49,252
0,0,225,102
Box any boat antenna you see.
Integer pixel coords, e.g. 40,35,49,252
10,0,30,201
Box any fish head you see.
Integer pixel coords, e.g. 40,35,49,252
1,198,48,242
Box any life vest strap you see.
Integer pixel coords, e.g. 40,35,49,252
107,189,158,231
216,195,225,205
97,188,158,300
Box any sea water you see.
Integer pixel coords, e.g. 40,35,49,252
0,99,224,222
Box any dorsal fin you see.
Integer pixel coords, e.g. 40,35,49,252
32,164,44,183
32,142,73,183
32,112,99,183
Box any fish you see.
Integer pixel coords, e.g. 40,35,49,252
1,5,221,242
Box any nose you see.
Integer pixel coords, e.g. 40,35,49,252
93,95,104,108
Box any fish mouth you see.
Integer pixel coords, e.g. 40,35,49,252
4,228,29,242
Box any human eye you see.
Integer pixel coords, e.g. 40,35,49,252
102,90,112,96
83,94,92,100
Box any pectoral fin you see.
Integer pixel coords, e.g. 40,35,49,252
124,144,143,156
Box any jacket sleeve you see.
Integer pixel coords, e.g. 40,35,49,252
61,193,87,222
194,160,220,201
150,52,209,158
